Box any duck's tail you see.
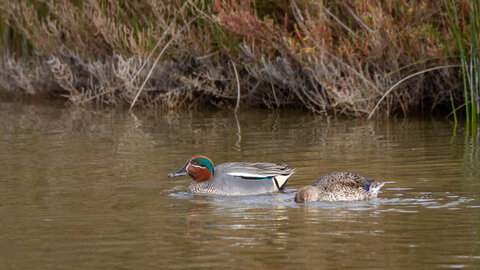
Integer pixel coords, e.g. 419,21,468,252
274,169,296,191
369,182,385,195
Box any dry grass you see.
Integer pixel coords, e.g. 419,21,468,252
0,0,473,117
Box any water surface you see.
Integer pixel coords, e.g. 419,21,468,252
1,100,479,269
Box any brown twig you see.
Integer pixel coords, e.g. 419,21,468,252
368,65,460,119
231,60,241,114
130,16,198,111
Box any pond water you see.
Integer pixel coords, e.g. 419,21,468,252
1,100,479,269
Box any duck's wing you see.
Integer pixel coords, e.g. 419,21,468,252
219,162,295,178
217,162,295,192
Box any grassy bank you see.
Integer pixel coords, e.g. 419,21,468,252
0,0,478,118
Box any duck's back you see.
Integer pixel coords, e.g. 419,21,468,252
312,172,381,201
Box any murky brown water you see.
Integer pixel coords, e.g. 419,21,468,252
1,100,479,269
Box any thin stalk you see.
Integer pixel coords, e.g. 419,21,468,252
231,60,241,114
450,91,458,143
383,56,455,79
130,0,191,82
130,16,197,110
446,0,471,127
469,5,475,134
368,65,460,120
470,0,480,136
450,91,458,129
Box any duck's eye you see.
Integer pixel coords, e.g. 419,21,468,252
191,160,205,167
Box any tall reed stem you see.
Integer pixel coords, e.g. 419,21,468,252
446,0,480,135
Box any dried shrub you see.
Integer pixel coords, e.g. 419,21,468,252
0,0,471,117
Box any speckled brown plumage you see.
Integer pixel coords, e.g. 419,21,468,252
295,172,384,203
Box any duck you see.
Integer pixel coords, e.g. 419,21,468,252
168,155,295,196
294,172,384,203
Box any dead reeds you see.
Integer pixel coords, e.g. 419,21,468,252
0,0,475,118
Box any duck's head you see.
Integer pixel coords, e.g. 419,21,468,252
168,155,215,182
294,186,319,203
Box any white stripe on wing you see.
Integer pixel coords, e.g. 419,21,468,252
226,172,275,178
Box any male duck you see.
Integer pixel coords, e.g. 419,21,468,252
295,172,384,203
168,155,295,196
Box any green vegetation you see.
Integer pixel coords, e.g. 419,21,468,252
0,0,478,120
446,0,479,135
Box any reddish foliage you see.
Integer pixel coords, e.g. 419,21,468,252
214,0,279,50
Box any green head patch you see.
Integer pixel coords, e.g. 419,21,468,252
191,157,214,175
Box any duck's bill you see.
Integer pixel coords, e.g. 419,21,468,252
168,164,188,177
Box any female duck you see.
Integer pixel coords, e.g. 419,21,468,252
295,172,384,203
168,155,295,196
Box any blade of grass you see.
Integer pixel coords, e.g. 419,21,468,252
231,60,241,114
445,0,471,127
450,91,458,127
